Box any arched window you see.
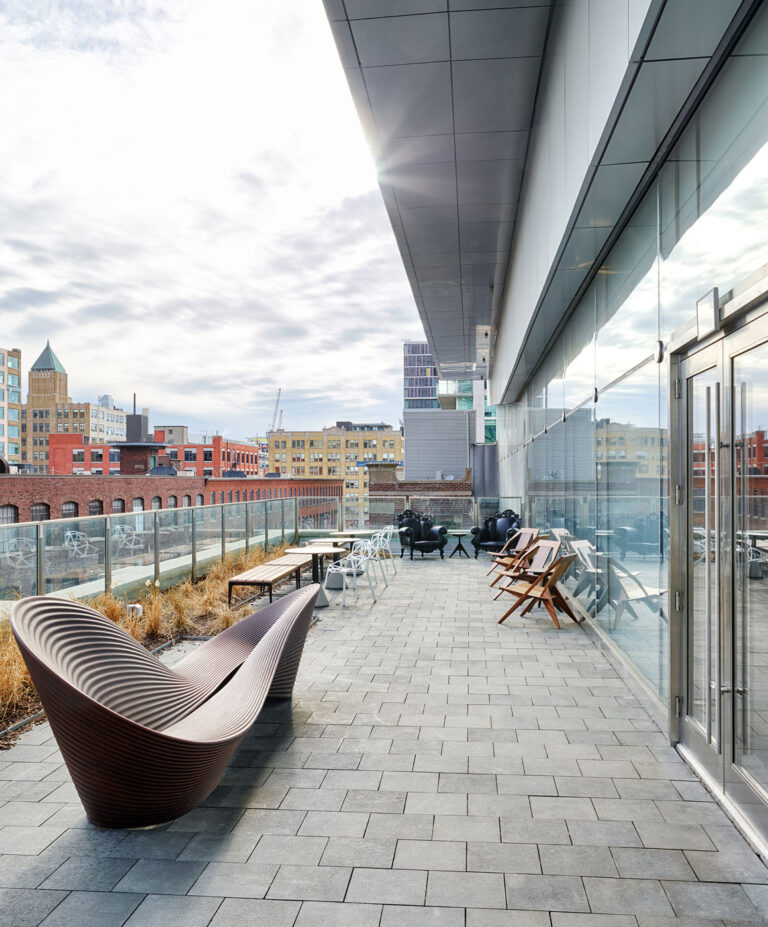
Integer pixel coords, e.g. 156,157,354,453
132,497,144,512
235,490,240,502
30,502,50,521
0,504,18,524
182,495,191,507
210,492,215,504
62,501,78,519
88,500,103,516
112,498,125,513
227,491,233,502
167,495,177,508
151,496,162,510
219,492,224,503
196,494,204,506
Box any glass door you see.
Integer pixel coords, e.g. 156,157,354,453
678,320,768,841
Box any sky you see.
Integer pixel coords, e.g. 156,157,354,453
0,0,425,437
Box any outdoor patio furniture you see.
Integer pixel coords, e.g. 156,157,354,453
228,552,312,605
487,528,540,583
397,513,448,560
323,542,377,607
497,553,580,628
10,584,320,828
614,513,667,560
492,539,561,600
470,509,521,558
605,559,665,629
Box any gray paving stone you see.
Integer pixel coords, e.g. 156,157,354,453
466,912,550,927
584,877,674,916
40,855,136,891
497,774,557,796
405,792,467,815
209,898,300,927
280,788,347,811
39,890,143,926
365,813,434,840
611,847,696,881
298,811,368,838
234,809,307,837
467,840,540,874
267,864,351,901
342,789,406,814
381,904,464,926
0,801,60,826
394,839,466,871
295,901,381,927
114,857,206,894
662,881,761,918
189,862,278,898
0,887,67,927
551,916,637,926
320,837,396,868
540,844,618,877
322,770,382,790
346,867,427,905
426,870,506,908
501,817,571,844
178,832,260,863
250,835,328,866
433,814,500,842
531,796,597,820
0,825,66,855
0,853,67,889
567,820,642,847
505,873,590,912
123,894,222,927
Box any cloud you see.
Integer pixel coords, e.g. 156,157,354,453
0,0,427,434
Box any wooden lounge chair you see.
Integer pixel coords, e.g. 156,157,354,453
492,540,561,598
605,559,665,629
486,528,539,580
497,553,580,628
10,584,320,828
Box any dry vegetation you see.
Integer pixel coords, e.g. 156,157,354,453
0,544,286,738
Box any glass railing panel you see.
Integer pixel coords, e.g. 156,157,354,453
409,496,474,529
110,512,155,597
157,508,193,589
297,497,338,536
247,501,267,549
0,523,39,602
266,500,283,548
43,517,107,597
194,505,223,576
224,504,247,556
368,497,403,530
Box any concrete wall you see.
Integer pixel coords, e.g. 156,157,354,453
403,409,475,480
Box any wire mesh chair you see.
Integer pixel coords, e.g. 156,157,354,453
323,542,377,607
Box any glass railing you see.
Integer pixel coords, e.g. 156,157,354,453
297,496,339,536
0,498,299,610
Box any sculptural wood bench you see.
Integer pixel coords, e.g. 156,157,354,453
227,552,312,605
10,583,320,829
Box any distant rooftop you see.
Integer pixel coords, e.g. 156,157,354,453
31,340,66,373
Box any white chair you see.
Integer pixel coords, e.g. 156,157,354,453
324,543,376,607
376,526,398,574
363,537,389,588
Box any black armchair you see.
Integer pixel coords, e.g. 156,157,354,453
396,512,448,560
470,510,521,558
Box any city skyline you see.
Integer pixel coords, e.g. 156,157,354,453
0,1,426,436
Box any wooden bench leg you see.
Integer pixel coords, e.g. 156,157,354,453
295,569,301,590
228,583,234,606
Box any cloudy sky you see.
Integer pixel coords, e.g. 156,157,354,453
0,0,424,437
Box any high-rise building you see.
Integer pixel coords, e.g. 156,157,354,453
327,1,768,844
21,342,127,473
268,421,403,527
0,347,22,470
403,341,438,409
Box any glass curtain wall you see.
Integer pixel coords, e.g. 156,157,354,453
497,6,768,705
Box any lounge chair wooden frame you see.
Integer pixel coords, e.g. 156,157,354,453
10,584,320,828
486,528,539,581
492,540,561,598
497,553,580,628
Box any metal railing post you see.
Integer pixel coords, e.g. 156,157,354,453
294,497,299,543
104,515,112,594
264,501,269,550
244,503,250,554
191,511,197,581
280,500,285,544
153,511,160,584
221,506,226,560
36,522,45,597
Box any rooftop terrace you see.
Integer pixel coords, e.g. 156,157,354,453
1,556,767,925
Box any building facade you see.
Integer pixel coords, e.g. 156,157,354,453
403,341,438,409
0,347,22,470
20,342,126,474
268,421,403,527
49,432,262,479
329,1,768,848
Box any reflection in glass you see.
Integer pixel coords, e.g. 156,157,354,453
733,340,768,794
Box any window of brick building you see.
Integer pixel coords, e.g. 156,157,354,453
31,502,50,521
0,504,18,524
112,498,125,513
62,501,78,519
88,500,103,516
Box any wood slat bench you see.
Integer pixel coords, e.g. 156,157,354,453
228,553,312,606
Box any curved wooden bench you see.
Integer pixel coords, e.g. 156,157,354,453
10,583,320,828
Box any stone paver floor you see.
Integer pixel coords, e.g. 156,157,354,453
1,556,768,925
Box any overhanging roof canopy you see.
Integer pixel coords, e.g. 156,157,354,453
325,0,551,378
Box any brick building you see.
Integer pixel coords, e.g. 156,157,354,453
48,431,262,478
0,347,22,470
0,474,342,524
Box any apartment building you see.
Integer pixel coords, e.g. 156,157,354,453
20,342,126,473
268,421,403,526
403,341,438,409
0,347,22,470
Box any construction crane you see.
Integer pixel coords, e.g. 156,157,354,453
269,388,282,433
277,409,284,430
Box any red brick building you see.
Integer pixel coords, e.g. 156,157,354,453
48,432,263,478
0,474,343,524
